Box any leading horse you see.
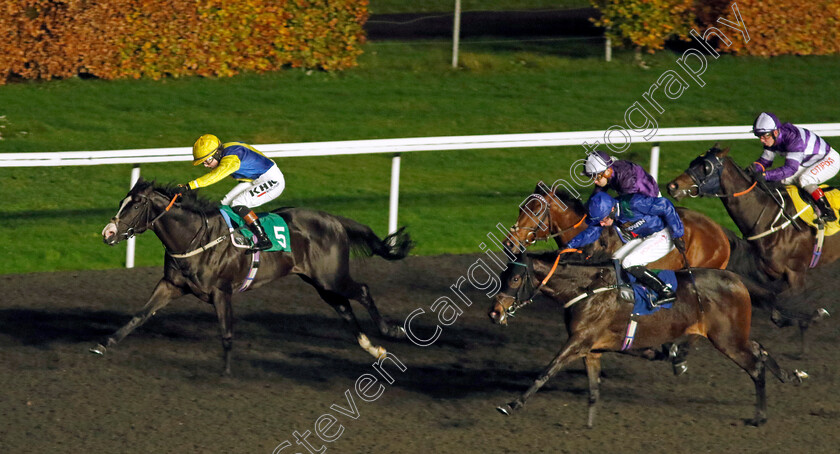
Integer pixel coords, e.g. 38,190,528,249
95,179,413,374
488,250,804,427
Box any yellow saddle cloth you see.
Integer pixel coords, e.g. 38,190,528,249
785,185,840,236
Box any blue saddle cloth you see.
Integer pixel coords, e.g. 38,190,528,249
627,270,678,316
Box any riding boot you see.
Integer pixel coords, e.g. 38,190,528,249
810,189,837,223
233,206,273,252
626,265,676,307
613,259,634,302
246,219,273,251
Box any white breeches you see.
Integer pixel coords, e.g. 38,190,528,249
613,228,674,268
221,165,285,208
782,149,840,187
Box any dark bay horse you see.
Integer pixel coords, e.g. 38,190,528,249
488,251,804,427
95,179,413,374
666,146,832,352
507,182,730,270
666,146,840,288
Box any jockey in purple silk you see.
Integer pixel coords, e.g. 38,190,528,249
582,150,660,198
566,191,685,306
752,112,840,222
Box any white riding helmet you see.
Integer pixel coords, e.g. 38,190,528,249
583,151,614,177
752,112,781,137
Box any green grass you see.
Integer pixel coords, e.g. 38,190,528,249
370,0,590,14
1,40,840,274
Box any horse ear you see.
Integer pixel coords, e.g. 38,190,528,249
534,181,545,194
720,147,731,157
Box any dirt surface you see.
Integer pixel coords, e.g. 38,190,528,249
1,253,838,454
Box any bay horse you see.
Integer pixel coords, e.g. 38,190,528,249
95,179,413,374
488,250,805,427
506,182,730,270
505,183,731,372
665,146,832,352
666,145,840,288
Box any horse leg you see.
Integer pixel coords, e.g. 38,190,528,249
498,336,590,416
317,287,387,359
211,290,235,376
707,333,769,426
342,280,405,340
90,278,185,355
585,353,602,428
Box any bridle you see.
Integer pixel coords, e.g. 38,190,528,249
500,252,564,318
110,191,181,240
509,193,587,247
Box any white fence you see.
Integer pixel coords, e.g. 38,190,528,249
4,123,840,267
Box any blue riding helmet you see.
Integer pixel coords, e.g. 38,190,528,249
587,191,616,222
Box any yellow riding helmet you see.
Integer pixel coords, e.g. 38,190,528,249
192,134,221,165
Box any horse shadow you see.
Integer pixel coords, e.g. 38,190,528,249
0,308,211,348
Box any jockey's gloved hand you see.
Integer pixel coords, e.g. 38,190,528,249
748,166,766,183
673,236,686,253
174,184,192,195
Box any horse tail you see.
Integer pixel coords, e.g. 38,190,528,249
337,217,414,260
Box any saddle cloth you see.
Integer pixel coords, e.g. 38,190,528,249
219,206,292,252
627,270,677,316
785,185,840,235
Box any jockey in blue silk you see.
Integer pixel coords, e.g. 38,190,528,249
752,112,840,222
178,134,286,252
582,150,660,198
567,191,685,306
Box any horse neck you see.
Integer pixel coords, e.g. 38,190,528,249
549,195,588,244
719,160,783,236
532,257,605,300
152,206,219,253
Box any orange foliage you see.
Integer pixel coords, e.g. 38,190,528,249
0,0,369,84
706,1,840,56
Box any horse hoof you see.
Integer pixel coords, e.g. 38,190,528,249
746,417,767,427
392,326,407,339
497,404,514,416
813,308,830,322
793,369,809,384
672,361,688,376
89,344,107,355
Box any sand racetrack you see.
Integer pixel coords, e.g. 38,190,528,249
1,253,838,453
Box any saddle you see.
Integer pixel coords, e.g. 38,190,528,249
786,185,840,235
219,206,292,252
612,261,676,315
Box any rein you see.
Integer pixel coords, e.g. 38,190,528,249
505,250,618,315
689,154,804,238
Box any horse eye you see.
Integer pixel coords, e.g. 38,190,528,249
704,161,713,175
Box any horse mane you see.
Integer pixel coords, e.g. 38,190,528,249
529,249,613,267
134,180,221,213
533,182,587,215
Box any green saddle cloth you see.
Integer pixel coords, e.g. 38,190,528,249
219,206,291,252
